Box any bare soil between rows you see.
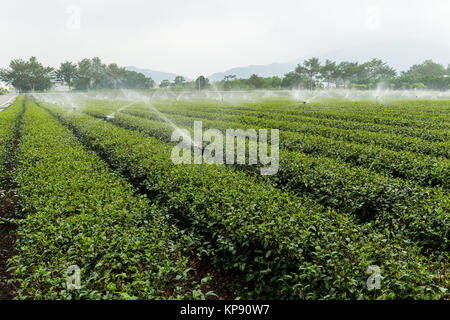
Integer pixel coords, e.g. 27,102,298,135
0,163,19,299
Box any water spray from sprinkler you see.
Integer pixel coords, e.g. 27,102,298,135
103,114,115,132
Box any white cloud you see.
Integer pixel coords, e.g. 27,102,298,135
0,0,448,78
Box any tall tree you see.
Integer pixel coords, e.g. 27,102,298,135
173,76,186,87
364,58,396,84
296,58,321,90
223,75,236,90
0,59,30,91
403,60,446,77
55,61,78,90
195,76,209,90
122,71,154,89
337,61,359,88
281,71,302,88
160,80,171,88
0,57,53,92
77,58,93,90
107,63,127,89
248,74,263,89
223,75,236,82
90,57,106,90
269,76,282,88
319,59,338,88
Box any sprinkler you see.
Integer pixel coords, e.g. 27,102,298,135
103,115,114,132
302,101,307,112
194,144,205,177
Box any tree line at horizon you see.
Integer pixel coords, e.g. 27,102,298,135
224,58,450,91
0,57,154,92
1,56,449,92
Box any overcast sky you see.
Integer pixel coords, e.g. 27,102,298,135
1,0,449,78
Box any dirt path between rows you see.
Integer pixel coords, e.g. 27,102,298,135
0,165,19,299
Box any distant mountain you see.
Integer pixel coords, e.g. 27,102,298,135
125,66,180,83
298,39,450,72
207,39,450,80
208,62,296,81
127,40,449,82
